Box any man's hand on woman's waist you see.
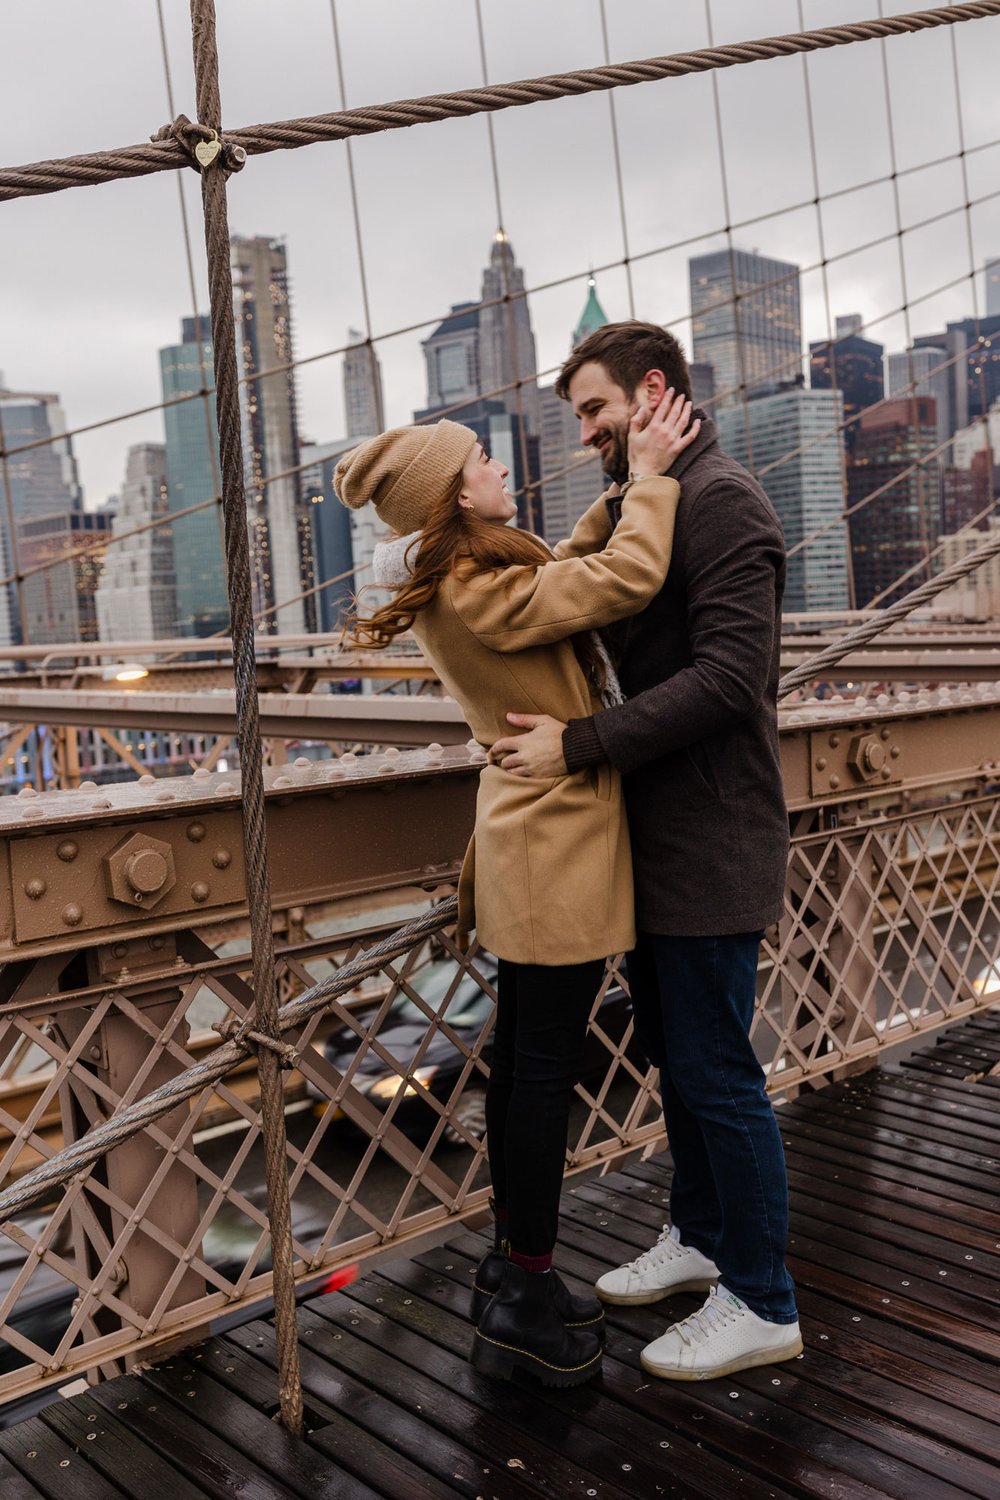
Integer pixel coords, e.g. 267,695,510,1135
489,713,568,777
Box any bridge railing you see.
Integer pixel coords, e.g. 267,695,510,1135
0,695,997,1404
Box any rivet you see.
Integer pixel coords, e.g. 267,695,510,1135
62,903,83,927
273,776,292,789
383,746,401,759
212,848,232,869
17,785,38,799
92,798,113,810
150,934,165,949
294,756,310,768
828,734,840,748
187,821,207,843
57,839,79,862
340,752,356,764
24,877,46,900
138,774,155,785
111,942,128,959
890,746,900,758
79,780,98,791
880,727,891,740
828,775,840,789
815,757,827,770
191,881,210,903
23,805,44,819
192,767,210,780
155,789,174,802
217,781,235,794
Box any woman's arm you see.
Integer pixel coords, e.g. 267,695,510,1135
550,492,614,560
452,392,697,652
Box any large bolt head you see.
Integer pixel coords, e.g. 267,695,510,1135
104,832,176,910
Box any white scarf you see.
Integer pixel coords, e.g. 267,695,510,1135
371,532,624,709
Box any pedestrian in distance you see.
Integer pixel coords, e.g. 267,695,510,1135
491,319,803,1382
335,393,698,1386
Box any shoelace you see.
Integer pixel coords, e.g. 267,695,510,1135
675,1291,744,1349
626,1225,686,1274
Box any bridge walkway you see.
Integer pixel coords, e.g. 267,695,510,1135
0,1012,998,1500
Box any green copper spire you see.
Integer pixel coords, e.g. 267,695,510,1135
572,274,608,347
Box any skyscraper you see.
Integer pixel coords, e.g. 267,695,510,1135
343,330,384,439
421,303,482,415
885,346,950,450
160,319,228,637
18,511,110,644
689,248,801,408
301,438,361,632
231,234,315,635
0,385,83,644
847,397,940,606
717,384,850,613
809,316,884,454
479,229,540,433
986,258,1000,318
95,444,177,643
538,275,607,544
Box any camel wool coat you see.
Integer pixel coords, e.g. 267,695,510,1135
410,476,679,966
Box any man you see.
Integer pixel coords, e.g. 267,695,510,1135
491,320,801,1380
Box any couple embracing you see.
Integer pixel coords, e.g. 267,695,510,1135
336,320,800,1389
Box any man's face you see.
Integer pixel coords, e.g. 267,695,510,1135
567,360,638,484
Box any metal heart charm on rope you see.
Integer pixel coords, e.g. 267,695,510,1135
194,136,221,169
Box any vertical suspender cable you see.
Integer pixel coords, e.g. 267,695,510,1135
187,0,303,1436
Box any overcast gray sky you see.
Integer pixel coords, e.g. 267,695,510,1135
2,0,999,506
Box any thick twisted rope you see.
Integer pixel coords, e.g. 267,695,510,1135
778,521,1000,698
187,0,302,1436
1,4,999,201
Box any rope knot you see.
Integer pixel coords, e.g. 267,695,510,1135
213,1016,299,1068
151,114,247,176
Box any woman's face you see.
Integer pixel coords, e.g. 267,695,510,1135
458,444,516,524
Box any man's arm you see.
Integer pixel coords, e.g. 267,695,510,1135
496,479,784,779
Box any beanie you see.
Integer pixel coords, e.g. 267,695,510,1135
335,421,479,535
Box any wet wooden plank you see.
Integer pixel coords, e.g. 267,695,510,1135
163,1341,465,1500
141,1355,383,1500
0,1414,125,1499
39,1399,207,1500
86,1374,300,1500
227,1312,630,1500
0,1449,48,1500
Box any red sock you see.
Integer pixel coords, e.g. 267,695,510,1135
509,1247,553,1274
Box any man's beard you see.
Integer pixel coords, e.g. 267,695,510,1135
596,424,630,485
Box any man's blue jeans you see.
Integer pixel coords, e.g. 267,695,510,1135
626,930,798,1323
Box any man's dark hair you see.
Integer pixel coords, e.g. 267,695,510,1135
555,319,692,403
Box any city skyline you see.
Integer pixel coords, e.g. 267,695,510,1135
4,0,999,513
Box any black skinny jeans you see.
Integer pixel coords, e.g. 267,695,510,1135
485,957,606,1258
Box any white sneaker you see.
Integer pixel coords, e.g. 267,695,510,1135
595,1225,720,1306
640,1284,803,1381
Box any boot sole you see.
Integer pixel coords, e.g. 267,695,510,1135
639,1332,804,1381
470,1330,603,1387
596,1275,718,1306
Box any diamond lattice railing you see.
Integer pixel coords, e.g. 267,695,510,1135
0,790,997,1402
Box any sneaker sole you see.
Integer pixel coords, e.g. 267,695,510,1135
470,1330,603,1388
596,1276,718,1306
639,1332,804,1381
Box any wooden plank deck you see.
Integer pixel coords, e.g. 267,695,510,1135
1,1012,999,1499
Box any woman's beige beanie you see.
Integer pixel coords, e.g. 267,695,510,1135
335,420,478,534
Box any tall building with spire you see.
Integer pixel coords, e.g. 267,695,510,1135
343,329,384,439
230,235,315,634
538,275,608,544
479,229,540,434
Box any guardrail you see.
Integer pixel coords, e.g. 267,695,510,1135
0,701,997,1405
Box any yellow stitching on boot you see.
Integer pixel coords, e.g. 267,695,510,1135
473,1330,602,1373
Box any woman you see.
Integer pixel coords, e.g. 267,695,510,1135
336,392,698,1387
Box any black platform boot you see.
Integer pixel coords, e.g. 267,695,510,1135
470,1261,603,1387
472,1248,606,1341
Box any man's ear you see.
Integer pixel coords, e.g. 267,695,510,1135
641,368,668,405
